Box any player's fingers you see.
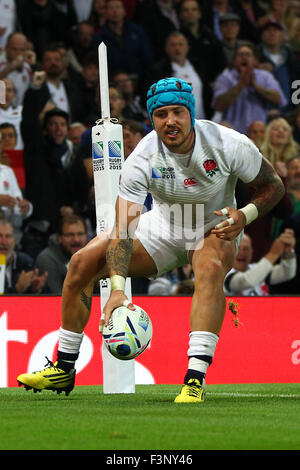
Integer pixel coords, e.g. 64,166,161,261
99,312,105,333
214,207,229,216
123,299,135,310
214,217,235,230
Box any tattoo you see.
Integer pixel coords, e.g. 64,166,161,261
106,238,133,278
247,157,285,216
80,291,92,312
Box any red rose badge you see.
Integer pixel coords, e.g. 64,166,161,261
203,159,219,177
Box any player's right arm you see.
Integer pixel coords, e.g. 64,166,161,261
102,196,143,327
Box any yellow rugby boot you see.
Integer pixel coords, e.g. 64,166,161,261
174,378,205,403
17,357,75,396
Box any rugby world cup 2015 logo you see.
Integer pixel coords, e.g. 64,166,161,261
93,141,104,171
109,140,121,158
93,141,122,171
93,141,103,159
93,141,122,158
151,167,175,179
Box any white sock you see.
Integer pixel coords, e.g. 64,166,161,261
58,327,84,355
185,331,219,383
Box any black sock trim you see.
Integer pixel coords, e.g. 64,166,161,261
57,351,79,362
189,354,213,365
184,369,205,385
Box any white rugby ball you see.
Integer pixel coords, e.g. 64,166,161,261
102,304,153,360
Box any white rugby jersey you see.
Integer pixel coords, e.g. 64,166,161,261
119,120,262,234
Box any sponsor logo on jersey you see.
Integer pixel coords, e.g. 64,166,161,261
151,167,175,179
184,177,197,187
203,159,219,177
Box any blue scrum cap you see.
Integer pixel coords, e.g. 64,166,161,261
146,77,195,129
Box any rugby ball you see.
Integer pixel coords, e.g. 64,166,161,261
102,305,153,360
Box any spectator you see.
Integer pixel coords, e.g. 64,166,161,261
235,123,294,261
247,120,266,148
270,155,300,293
174,279,194,295
224,230,296,296
285,154,300,201
0,32,36,107
41,46,88,122
0,0,20,54
108,84,126,123
260,117,300,167
21,70,91,259
93,0,154,85
142,31,206,119
88,0,107,33
257,20,300,112
179,0,227,86
273,156,300,238
68,122,87,148
270,210,300,294
123,119,148,159
73,0,94,22
134,0,180,61
229,0,265,44
67,21,95,73
211,0,232,40
0,78,23,150
148,264,194,295
0,219,48,294
49,41,84,87
0,132,32,245
288,17,300,60
0,122,18,151
256,0,291,35
113,71,147,123
212,42,287,133
19,0,78,61
219,13,245,66
35,214,88,294
78,53,99,124
289,105,300,145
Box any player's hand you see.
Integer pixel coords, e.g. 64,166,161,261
100,290,135,333
32,71,46,87
0,194,16,209
279,228,296,253
211,206,246,241
24,49,36,66
16,197,30,215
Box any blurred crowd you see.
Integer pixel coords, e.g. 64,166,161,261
1,0,300,296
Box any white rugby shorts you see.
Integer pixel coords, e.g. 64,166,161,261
134,209,243,279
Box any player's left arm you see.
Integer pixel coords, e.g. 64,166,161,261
102,196,143,326
212,156,285,240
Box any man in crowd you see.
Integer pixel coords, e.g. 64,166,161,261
0,219,47,294
224,230,296,295
36,215,88,294
212,43,287,133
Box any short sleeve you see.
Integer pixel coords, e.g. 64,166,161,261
119,154,149,204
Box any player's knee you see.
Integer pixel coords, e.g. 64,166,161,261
66,250,91,290
193,256,223,285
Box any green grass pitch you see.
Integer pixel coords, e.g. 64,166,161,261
0,383,300,450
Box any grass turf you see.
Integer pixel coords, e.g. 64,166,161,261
0,383,300,450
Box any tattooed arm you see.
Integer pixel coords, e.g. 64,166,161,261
246,156,285,216
102,197,143,326
212,156,285,240
106,197,142,277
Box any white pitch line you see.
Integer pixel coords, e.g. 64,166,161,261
137,390,300,399
207,392,300,398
